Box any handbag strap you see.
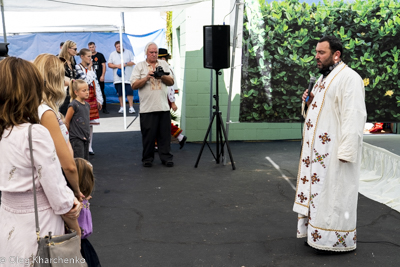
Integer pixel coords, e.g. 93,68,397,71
28,124,41,240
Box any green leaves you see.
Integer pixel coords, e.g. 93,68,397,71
300,55,314,63
240,0,400,123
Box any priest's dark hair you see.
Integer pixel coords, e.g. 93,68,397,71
318,36,343,58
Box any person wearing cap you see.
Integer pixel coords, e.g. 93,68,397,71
130,42,174,167
158,48,187,149
108,41,136,114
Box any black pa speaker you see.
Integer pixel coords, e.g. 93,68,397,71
203,25,230,70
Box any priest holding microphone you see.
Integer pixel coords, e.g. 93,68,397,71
294,36,367,253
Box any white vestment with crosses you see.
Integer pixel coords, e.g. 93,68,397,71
293,62,367,252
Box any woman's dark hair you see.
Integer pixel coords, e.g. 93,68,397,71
318,36,343,58
0,57,43,140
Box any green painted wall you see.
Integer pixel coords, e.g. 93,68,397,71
172,1,302,142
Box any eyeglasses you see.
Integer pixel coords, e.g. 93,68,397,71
69,48,77,51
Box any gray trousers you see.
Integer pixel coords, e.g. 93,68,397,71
70,138,89,160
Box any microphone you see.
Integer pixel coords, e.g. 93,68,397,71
305,76,316,102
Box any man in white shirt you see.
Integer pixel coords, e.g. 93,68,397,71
108,41,136,114
130,42,174,167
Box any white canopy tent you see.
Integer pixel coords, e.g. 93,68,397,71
0,11,169,35
1,0,209,129
1,0,207,12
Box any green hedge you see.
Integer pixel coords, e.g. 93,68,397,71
240,0,400,122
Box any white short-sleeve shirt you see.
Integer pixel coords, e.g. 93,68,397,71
108,50,135,84
130,59,173,113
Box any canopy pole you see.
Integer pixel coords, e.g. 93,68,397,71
120,12,127,129
208,0,215,143
224,0,241,165
121,12,125,33
1,0,7,43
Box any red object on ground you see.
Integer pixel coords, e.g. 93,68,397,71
369,123,384,133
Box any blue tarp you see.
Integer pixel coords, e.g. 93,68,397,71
1,30,166,103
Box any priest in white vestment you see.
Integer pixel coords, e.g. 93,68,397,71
293,36,367,252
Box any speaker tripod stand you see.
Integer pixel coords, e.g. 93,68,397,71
195,69,236,170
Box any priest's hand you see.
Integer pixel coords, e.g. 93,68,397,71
302,89,314,106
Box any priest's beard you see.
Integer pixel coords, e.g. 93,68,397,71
317,57,335,73
317,56,336,77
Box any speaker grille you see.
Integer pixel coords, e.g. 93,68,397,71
203,25,230,70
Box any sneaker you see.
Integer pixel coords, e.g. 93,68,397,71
129,107,136,114
118,107,124,113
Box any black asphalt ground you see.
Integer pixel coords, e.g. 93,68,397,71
87,104,400,266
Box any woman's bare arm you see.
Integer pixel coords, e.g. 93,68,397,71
40,110,83,201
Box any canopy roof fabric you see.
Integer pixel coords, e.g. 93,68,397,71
0,11,163,35
3,0,208,12
3,25,119,35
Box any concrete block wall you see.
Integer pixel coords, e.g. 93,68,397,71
172,0,303,142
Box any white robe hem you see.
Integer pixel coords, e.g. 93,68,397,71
307,240,356,252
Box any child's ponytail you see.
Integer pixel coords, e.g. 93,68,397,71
69,79,77,100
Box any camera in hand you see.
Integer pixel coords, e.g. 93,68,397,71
151,66,170,78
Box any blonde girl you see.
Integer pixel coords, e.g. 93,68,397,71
34,53,83,201
65,79,91,160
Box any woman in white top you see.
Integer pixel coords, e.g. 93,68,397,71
0,57,81,267
33,53,83,201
